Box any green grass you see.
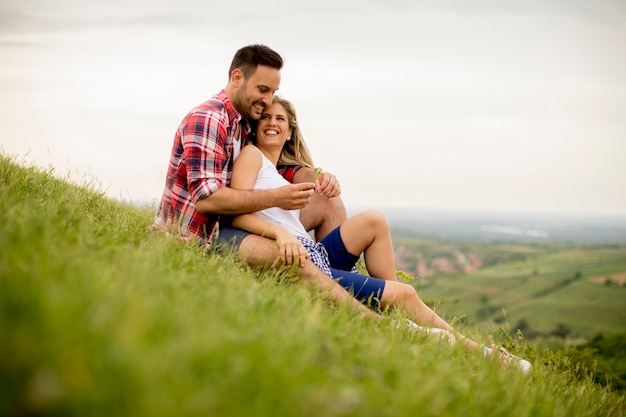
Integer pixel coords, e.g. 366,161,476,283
1,153,625,416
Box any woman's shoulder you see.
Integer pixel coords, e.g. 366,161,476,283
241,143,261,154
238,144,263,161
233,144,262,173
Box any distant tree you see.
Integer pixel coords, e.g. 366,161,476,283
515,319,529,334
604,277,614,287
493,314,506,324
563,333,626,392
551,323,572,339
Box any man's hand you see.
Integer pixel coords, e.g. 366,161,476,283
292,166,342,199
314,172,341,198
272,182,316,210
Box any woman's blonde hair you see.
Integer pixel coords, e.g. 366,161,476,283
270,96,315,169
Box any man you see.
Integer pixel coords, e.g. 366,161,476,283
154,44,376,316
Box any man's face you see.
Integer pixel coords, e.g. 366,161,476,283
232,65,281,120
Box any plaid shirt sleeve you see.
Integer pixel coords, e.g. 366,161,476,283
182,110,229,202
153,103,232,245
277,165,302,183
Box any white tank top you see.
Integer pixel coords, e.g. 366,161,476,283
252,149,310,240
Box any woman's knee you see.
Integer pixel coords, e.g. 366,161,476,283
382,281,420,305
356,209,390,234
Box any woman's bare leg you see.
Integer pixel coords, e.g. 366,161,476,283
380,280,481,350
338,209,397,281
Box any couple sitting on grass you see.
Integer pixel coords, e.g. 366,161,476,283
226,95,531,374
154,44,530,374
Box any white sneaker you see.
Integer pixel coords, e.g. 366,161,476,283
403,319,456,346
483,345,532,375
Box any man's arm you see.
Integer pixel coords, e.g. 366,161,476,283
196,144,315,215
195,185,314,215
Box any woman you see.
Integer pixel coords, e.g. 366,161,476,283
230,96,531,373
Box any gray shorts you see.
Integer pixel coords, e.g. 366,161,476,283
214,225,252,255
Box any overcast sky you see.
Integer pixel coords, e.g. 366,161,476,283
1,0,625,217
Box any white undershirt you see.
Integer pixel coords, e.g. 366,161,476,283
233,138,241,161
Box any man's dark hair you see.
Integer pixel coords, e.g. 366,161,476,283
228,44,283,79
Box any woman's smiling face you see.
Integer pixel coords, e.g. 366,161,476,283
256,102,292,149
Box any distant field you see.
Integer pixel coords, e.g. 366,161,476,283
588,270,626,286
401,243,626,342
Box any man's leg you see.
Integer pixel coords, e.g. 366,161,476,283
218,227,379,318
236,233,285,268
217,226,291,269
291,166,347,241
300,193,347,241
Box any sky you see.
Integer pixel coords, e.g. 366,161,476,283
1,0,625,217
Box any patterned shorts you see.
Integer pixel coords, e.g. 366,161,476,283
296,236,333,277
296,235,360,278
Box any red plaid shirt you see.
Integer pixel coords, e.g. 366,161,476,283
153,90,250,247
276,165,300,183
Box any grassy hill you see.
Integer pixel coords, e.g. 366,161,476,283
1,154,625,416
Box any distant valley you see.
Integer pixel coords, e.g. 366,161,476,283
347,207,626,342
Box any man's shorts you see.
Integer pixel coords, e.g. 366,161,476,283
215,224,386,306
214,224,250,256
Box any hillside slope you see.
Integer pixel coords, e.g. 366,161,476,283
1,154,624,416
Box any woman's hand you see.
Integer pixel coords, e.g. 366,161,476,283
274,228,309,266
